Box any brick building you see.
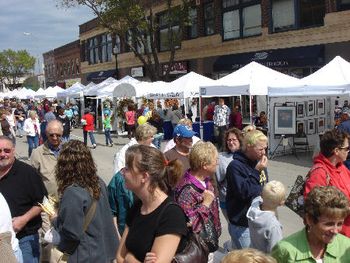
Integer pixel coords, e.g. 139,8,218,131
75,0,350,84
43,40,81,88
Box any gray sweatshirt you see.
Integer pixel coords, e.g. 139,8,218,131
246,196,283,253
215,151,234,203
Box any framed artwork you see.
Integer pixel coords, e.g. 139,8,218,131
307,119,315,135
296,121,306,135
307,101,315,116
317,117,325,133
297,102,305,118
317,99,325,115
274,106,296,135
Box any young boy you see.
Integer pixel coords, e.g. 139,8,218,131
246,180,286,253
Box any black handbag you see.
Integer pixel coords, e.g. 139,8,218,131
156,201,209,263
198,213,219,253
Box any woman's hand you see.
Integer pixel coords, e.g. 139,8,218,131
202,190,215,208
144,252,157,263
255,155,268,171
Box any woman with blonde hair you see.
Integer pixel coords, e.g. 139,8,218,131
53,140,118,263
116,145,188,263
23,110,40,157
226,130,268,249
174,141,221,259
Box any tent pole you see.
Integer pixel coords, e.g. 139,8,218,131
249,95,253,124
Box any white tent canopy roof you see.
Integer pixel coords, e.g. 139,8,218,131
268,56,350,96
85,77,118,96
96,75,140,97
57,82,85,98
112,81,168,98
201,61,301,96
169,71,216,97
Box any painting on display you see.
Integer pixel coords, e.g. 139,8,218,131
296,121,306,135
317,99,325,115
297,102,305,118
307,101,315,116
307,119,315,135
317,117,325,133
274,106,296,135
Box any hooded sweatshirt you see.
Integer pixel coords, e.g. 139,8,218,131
226,151,268,227
247,196,283,253
305,153,350,237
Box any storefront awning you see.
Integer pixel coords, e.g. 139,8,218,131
214,45,324,72
87,69,116,82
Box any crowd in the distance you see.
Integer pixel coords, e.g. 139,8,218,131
0,96,350,263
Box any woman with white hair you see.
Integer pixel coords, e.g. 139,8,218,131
23,110,40,158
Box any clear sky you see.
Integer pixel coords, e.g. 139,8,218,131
0,0,95,73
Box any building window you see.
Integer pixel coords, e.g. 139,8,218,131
188,8,198,39
271,0,325,33
204,2,215,36
338,0,350,11
158,13,181,52
222,0,261,40
101,34,113,62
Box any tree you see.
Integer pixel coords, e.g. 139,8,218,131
23,76,40,91
0,49,35,90
58,0,191,81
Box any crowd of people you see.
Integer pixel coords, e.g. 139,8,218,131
0,96,350,263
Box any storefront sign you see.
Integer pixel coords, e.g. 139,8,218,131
131,67,144,77
163,61,188,75
146,91,184,99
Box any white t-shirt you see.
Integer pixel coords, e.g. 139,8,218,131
162,135,201,153
0,192,19,251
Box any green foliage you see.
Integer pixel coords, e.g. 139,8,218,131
23,76,40,91
58,0,191,81
0,49,35,89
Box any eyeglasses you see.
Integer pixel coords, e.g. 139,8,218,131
339,146,350,151
48,133,62,138
0,148,12,154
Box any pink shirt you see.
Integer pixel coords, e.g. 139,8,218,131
125,111,136,125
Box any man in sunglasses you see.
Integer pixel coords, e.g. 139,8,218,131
0,135,47,263
30,120,64,262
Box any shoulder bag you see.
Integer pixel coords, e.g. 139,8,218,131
156,201,209,263
56,199,98,263
285,166,330,218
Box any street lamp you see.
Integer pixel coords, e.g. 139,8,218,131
112,35,119,80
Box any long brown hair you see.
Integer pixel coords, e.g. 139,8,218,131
55,140,100,199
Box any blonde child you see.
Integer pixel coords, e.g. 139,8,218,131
246,180,286,253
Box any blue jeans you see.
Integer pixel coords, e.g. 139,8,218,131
228,223,251,249
17,121,25,136
83,131,96,146
19,233,40,263
27,135,39,157
14,246,23,263
104,128,113,145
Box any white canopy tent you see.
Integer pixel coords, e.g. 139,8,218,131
96,75,140,98
34,87,47,98
268,56,350,96
57,82,85,99
18,88,36,99
85,77,117,96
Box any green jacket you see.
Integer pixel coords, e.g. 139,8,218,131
271,228,350,262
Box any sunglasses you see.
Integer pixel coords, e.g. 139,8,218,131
48,133,62,138
0,148,12,154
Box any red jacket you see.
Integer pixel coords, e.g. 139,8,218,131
304,153,350,237
82,113,94,132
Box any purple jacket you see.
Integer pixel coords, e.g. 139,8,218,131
174,171,221,236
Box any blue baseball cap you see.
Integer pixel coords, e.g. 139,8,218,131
173,124,195,138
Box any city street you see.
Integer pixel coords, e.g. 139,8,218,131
14,128,312,261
